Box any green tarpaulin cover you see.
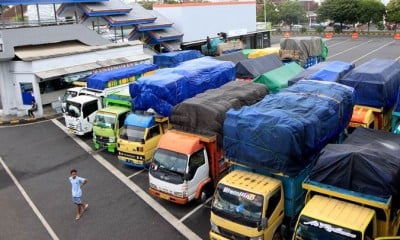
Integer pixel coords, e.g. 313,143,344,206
253,62,304,93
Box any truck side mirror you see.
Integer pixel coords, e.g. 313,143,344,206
257,218,268,231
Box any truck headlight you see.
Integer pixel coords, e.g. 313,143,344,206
249,235,264,240
210,220,220,233
109,137,115,142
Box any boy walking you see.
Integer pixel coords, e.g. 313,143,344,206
69,169,88,220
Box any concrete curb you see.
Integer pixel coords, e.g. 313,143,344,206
0,113,63,126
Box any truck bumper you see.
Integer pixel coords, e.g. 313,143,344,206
209,231,230,240
93,141,116,153
68,128,85,136
118,156,149,168
148,187,188,204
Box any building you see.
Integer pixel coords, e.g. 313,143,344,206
0,24,151,117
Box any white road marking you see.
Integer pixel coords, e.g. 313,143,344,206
327,38,352,47
0,157,59,240
52,119,202,240
179,197,213,223
351,40,395,64
327,39,373,59
127,169,145,179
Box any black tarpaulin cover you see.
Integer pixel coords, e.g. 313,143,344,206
235,54,283,79
171,81,268,146
214,51,248,65
310,127,400,199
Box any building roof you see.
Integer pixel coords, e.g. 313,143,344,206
79,0,132,16
0,0,105,5
0,24,110,61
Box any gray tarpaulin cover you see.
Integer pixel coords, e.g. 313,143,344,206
171,81,268,146
280,37,323,63
223,80,355,176
214,51,248,65
235,54,283,79
310,127,400,202
339,58,400,110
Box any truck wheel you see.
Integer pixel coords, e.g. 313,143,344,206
272,231,282,240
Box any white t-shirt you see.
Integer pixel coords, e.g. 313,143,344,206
69,176,85,197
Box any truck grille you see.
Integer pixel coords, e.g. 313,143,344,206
219,227,249,240
119,151,144,160
95,136,111,143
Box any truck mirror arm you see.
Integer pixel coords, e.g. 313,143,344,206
257,217,268,231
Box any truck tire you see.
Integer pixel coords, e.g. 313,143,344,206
272,231,282,240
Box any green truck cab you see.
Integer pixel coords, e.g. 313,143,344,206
117,111,170,168
92,90,131,153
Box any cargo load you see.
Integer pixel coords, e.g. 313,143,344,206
223,80,355,175
288,61,354,86
129,57,235,116
247,47,280,59
339,58,400,110
309,127,400,204
253,62,304,93
235,54,283,79
280,36,327,68
171,81,268,145
87,64,158,90
214,51,247,65
153,50,203,68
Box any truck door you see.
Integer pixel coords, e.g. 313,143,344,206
186,149,209,200
83,100,100,125
144,125,162,162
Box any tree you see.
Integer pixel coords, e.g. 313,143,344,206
277,0,307,28
317,0,360,32
358,0,386,32
386,0,400,31
256,0,279,25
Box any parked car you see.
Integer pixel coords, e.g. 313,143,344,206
309,23,326,29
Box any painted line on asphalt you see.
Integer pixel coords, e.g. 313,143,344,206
351,40,395,64
0,157,59,240
127,169,145,179
395,55,400,61
52,119,202,240
179,197,213,223
327,39,373,59
326,38,352,47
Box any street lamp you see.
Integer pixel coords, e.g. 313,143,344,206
264,0,267,27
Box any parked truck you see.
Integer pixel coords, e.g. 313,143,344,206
117,111,169,168
339,59,400,131
210,80,355,240
148,81,268,204
63,64,157,135
292,127,400,239
118,57,236,168
92,89,132,152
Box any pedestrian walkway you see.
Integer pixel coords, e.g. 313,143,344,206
0,104,62,126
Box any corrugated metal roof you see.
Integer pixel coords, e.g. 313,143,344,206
79,0,132,16
0,0,105,5
35,53,151,80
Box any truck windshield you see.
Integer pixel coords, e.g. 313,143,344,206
119,125,145,141
94,113,116,129
211,184,263,228
66,101,81,118
150,148,187,184
62,90,78,102
294,216,362,240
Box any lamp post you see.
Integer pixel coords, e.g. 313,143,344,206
264,0,267,27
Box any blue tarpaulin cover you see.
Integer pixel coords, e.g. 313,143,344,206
224,80,355,176
153,50,204,68
289,61,354,86
339,58,400,110
130,57,236,116
86,64,158,90
124,113,155,128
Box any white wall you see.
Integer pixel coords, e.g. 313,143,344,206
154,2,256,42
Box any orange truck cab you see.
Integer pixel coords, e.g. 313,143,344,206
148,130,228,204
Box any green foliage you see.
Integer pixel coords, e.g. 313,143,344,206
315,26,325,33
257,1,279,24
300,27,307,33
376,21,385,30
387,0,400,23
317,0,360,25
139,1,154,10
358,0,386,24
277,1,307,25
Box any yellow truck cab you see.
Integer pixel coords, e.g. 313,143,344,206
117,111,170,168
293,195,378,240
210,170,284,240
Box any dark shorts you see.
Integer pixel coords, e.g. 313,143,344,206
72,197,82,204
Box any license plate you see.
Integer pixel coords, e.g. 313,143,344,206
69,128,74,133
158,192,170,201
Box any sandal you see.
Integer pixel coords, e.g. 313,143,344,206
75,215,80,220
